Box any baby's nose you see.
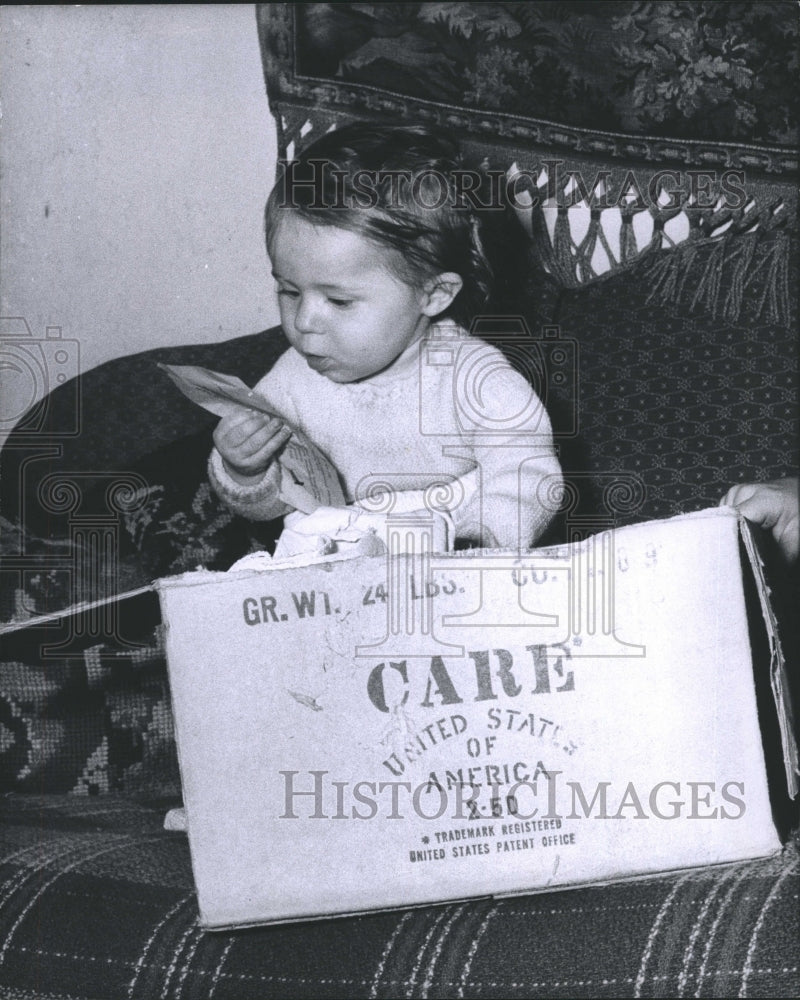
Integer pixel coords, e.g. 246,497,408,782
293,297,324,335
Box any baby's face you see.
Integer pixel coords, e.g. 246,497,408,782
269,214,432,383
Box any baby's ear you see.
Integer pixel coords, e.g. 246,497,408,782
422,272,463,317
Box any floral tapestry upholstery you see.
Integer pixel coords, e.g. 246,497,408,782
259,3,796,318
288,2,797,146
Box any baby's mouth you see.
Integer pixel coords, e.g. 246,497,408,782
304,354,334,373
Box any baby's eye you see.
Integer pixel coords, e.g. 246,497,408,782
327,297,354,308
276,286,299,299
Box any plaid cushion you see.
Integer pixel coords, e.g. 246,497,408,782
0,795,798,999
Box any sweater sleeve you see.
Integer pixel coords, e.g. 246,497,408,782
207,447,290,522
206,350,299,522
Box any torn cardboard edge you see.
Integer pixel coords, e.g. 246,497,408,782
2,509,797,798
739,516,799,797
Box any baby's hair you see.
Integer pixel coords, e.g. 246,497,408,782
265,122,524,330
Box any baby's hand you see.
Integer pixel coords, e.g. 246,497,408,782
213,410,292,484
721,477,799,564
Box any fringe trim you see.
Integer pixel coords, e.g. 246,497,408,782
532,205,792,326
643,225,791,325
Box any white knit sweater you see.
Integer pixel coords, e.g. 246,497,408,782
208,323,562,549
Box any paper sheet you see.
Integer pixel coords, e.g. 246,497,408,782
158,363,345,513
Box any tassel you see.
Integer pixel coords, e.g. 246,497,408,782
551,206,577,286
673,242,701,304
576,209,601,282
645,246,688,305
645,226,791,325
775,230,791,324
643,212,688,301
748,228,790,325
690,236,729,317
619,210,638,266
530,209,568,287
722,231,757,323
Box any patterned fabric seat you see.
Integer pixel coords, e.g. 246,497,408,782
2,797,798,999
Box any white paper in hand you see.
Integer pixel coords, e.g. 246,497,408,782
158,362,346,514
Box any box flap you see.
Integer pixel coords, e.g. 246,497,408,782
0,585,159,659
738,515,799,798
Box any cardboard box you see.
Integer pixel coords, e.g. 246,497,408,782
155,508,797,929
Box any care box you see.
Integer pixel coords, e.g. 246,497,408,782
153,508,795,927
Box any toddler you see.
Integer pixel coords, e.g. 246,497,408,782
209,123,562,551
